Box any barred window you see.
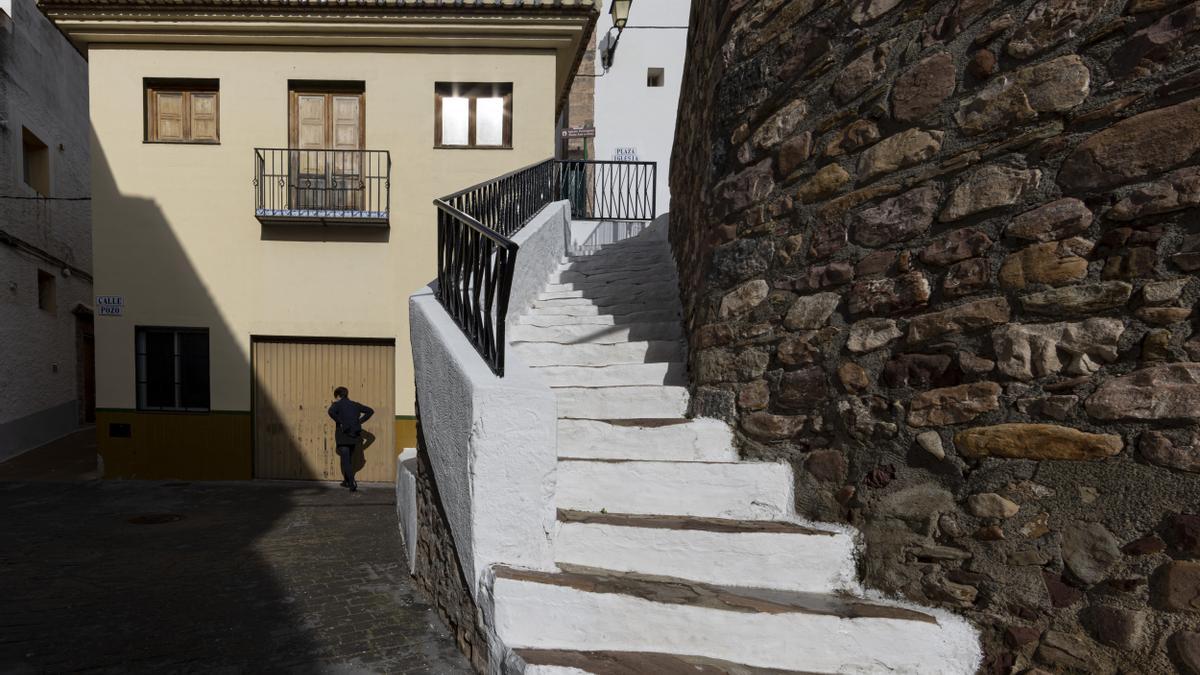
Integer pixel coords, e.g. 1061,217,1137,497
136,327,210,411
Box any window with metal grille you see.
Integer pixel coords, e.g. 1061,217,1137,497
135,327,210,411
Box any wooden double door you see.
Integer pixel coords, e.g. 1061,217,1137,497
288,87,365,210
252,338,395,482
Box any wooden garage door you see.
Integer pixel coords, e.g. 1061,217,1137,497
253,338,395,482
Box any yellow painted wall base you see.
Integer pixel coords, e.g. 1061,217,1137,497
98,410,251,480
396,417,417,454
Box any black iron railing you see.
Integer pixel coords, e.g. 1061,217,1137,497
434,159,657,376
559,159,657,221
254,148,391,225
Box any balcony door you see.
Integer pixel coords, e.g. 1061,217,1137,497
288,85,365,211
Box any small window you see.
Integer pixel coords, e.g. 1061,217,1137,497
22,128,49,195
145,79,220,144
136,327,210,411
37,269,55,312
434,82,513,149
647,68,665,87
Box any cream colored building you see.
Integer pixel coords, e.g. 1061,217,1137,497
40,0,598,480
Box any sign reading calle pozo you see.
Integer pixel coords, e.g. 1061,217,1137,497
613,146,639,161
560,126,596,139
96,295,124,316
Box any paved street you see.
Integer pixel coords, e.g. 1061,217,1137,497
0,478,470,674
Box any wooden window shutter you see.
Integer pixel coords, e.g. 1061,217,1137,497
155,92,185,142
189,93,219,142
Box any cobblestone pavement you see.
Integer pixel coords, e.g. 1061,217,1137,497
0,479,470,674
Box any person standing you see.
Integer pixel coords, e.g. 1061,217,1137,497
327,386,374,491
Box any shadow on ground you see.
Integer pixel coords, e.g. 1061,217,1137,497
0,479,469,674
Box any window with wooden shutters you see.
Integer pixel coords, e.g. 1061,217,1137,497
434,82,513,149
287,81,366,210
144,79,220,144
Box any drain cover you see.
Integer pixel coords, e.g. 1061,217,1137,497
127,513,184,525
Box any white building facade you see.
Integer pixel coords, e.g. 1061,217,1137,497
0,0,92,461
592,0,689,216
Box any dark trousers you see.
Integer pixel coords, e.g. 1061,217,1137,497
336,445,356,485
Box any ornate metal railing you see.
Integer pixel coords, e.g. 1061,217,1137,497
434,158,657,376
559,159,657,221
254,148,391,225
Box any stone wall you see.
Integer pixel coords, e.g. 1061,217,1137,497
669,1,1200,672
411,418,489,674
564,25,597,159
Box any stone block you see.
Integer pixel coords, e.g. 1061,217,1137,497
955,423,1123,460
908,382,1001,427
1087,363,1200,421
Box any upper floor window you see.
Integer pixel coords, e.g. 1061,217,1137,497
22,127,49,195
136,327,210,412
647,68,665,87
434,82,512,149
37,269,55,313
145,79,219,144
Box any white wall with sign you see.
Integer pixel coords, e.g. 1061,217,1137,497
593,0,690,217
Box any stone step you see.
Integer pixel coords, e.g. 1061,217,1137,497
536,282,678,302
514,648,810,675
549,264,675,284
542,277,677,295
490,566,980,673
530,297,677,313
568,240,667,257
533,362,687,387
509,321,682,345
555,458,793,519
553,510,857,594
517,309,681,326
557,418,736,462
554,386,689,419
512,340,686,367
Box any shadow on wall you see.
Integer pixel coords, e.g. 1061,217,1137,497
90,133,392,482
6,139,339,671
524,219,685,374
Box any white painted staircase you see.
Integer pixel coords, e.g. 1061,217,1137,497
486,224,981,674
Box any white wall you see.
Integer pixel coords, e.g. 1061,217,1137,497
0,0,91,460
405,202,570,598
592,0,690,216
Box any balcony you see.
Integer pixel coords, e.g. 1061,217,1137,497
253,148,390,226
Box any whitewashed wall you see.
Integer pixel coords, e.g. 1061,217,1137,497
405,202,570,598
592,0,690,217
0,0,91,460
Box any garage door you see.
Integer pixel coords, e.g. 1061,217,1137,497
253,338,395,482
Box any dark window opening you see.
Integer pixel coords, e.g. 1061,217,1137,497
647,68,665,87
37,269,55,312
136,327,210,411
22,128,50,195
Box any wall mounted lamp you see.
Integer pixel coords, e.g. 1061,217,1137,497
600,0,633,71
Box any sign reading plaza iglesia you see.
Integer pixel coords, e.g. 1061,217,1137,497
96,295,123,316
612,146,638,161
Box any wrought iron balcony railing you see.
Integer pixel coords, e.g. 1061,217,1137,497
254,148,391,226
435,158,657,376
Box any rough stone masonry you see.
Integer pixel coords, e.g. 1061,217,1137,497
670,1,1200,673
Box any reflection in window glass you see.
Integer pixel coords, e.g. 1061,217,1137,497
441,96,470,146
476,97,505,146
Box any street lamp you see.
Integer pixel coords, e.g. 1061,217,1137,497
601,0,632,71
609,0,631,29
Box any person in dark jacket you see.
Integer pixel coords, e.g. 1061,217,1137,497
327,386,374,491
